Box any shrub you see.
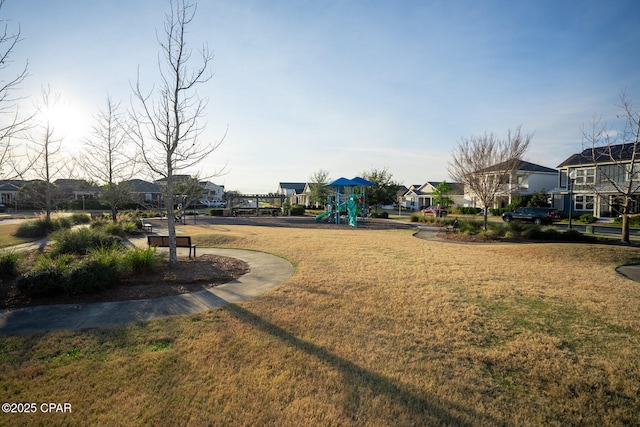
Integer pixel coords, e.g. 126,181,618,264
50,228,122,256
16,268,66,298
16,254,73,298
522,225,545,240
457,219,483,235
506,221,527,234
457,207,481,215
121,246,161,275
57,216,72,229
65,259,119,295
70,212,91,224
0,252,20,276
372,211,389,219
103,220,141,236
14,218,57,238
290,206,306,216
579,213,595,224
209,208,224,216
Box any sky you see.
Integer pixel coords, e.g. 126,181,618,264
3,0,640,194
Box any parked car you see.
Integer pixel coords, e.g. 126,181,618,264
0,203,5,213
422,206,447,217
199,200,226,208
502,207,559,225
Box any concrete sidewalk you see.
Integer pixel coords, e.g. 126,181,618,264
0,248,294,335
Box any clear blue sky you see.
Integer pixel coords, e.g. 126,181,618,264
5,0,640,193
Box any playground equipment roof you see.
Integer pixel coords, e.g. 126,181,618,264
325,177,377,187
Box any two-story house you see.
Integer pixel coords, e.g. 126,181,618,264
277,182,308,206
467,160,558,209
554,143,640,218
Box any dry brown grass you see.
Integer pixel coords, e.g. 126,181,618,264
2,224,640,426
0,222,34,248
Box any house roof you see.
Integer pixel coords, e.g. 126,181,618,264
0,180,23,191
557,143,640,167
278,182,307,193
407,181,465,196
124,179,161,193
479,159,557,174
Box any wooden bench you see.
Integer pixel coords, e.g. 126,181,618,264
441,219,459,233
147,235,196,258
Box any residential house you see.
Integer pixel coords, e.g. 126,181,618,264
401,182,465,211
200,181,225,204
277,182,308,206
124,179,163,206
553,143,640,217
0,180,22,209
55,179,101,203
467,160,558,209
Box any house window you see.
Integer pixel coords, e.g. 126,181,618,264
575,195,594,211
627,163,640,182
145,193,152,202
575,168,595,185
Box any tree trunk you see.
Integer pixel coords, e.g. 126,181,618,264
622,199,630,244
166,178,178,265
483,207,489,231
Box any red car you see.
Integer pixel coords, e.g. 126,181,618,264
422,206,447,217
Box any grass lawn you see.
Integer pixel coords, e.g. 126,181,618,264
0,222,36,248
2,224,640,425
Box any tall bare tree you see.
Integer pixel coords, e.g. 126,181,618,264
23,86,65,219
80,96,136,221
448,127,532,230
130,0,224,264
582,91,640,243
0,0,30,177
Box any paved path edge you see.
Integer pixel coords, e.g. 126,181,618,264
0,248,294,335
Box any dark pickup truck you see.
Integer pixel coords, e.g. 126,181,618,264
501,207,559,225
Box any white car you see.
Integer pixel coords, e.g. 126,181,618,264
201,200,226,208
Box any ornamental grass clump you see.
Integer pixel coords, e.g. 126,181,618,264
50,227,122,256
0,252,20,276
120,246,162,275
14,217,58,238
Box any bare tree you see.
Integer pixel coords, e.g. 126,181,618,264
23,86,65,219
0,0,30,178
130,0,224,264
581,91,640,243
80,96,136,221
448,127,532,230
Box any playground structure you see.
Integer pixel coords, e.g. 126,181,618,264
315,177,376,228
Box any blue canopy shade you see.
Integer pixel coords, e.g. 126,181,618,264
325,177,356,187
350,176,377,187
325,176,377,187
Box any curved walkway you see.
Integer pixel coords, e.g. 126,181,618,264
0,248,294,335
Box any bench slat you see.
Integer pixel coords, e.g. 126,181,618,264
147,235,196,258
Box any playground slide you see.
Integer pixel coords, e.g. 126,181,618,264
315,211,331,222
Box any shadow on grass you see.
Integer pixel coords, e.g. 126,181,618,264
222,303,500,426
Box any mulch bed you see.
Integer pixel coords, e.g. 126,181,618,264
0,254,250,310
